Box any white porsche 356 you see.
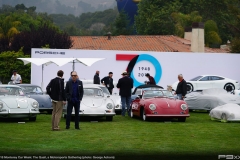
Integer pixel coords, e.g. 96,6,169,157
63,84,115,121
0,85,40,121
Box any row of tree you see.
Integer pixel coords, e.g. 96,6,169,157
135,0,240,51
0,0,115,16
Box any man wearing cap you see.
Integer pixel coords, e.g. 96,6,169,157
117,71,133,116
65,71,84,130
11,70,22,84
101,72,114,95
145,73,156,85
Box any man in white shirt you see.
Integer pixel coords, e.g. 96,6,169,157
11,70,22,84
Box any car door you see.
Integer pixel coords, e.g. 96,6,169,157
196,76,213,90
210,76,225,88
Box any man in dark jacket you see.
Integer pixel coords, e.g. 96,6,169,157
175,74,187,100
46,70,66,131
101,72,114,95
65,71,84,130
117,71,133,116
93,71,100,84
145,73,156,85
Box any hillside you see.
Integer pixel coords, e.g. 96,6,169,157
0,0,117,16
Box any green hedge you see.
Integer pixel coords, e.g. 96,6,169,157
0,50,30,84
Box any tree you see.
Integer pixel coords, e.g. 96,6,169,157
204,20,222,47
10,24,73,55
171,11,202,37
135,0,181,35
0,50,30,84
113,11,133,35
178,0,233,44
0,14,21,52
227,0,240,53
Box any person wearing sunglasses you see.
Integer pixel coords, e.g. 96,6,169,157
65,71,84,130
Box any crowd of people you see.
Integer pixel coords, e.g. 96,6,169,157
45,69,186,131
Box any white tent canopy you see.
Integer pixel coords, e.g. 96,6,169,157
18,58,52,66
17,58,105,89
18,58,105,67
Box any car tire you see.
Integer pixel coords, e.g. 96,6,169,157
224,83,235,92
29,116,36,121
186,83,194,92
221,113,228,122
141,107,147,121
106,116,113,121
178,117,186,122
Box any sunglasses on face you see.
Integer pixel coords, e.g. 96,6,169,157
71,75,77,77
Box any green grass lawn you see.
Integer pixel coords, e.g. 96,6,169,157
0,112,239,160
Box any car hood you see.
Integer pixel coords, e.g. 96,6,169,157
82,96,104,108
109,95,121,105
27,94,52,108
0,96,29,109
144,98,177,108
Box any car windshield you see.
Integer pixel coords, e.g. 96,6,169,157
134,87,162,95
0,87,24,96
84,88,103,97
142,90,173,99
20,86,43,94
99,86,110,95
189,76,203,81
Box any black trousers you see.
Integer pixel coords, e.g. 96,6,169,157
107,88,112,95
66,101,80,128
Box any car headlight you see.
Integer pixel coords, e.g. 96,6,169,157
181,104,188,111
106,103,113,109
32,101,39,108
0,102,3,109
149,104,156,111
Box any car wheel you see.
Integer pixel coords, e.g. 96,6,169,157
186,83,194,92
106,116,113,121
224,83,235,92
29,116,36,121
221,113,227,120
178,117,186,122
141,108,147,121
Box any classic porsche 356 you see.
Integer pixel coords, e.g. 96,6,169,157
131,86,189,122
0,85,39,121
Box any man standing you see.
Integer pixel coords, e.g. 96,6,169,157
145,73,156,85
65,71,84,130
11,70,22,84
175,74,187,100
93,71,100,84
117,71,133,117
46,70,66,131
101,72,114,95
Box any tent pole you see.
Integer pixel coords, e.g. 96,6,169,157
41,64,44,90
73,60,75,71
